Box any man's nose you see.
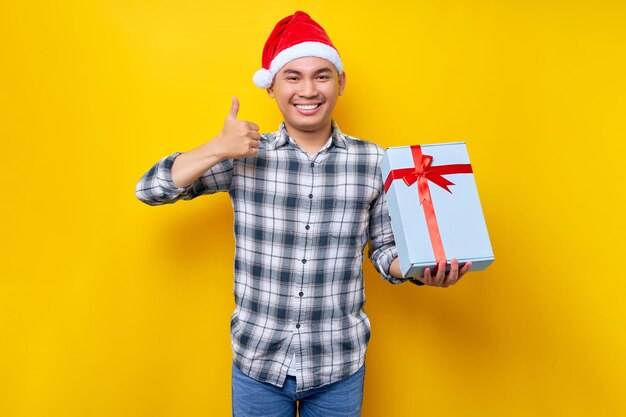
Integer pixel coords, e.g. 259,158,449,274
298,79,317,97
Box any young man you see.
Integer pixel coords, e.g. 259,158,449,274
136,11,470,417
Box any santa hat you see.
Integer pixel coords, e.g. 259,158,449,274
252,11,343,88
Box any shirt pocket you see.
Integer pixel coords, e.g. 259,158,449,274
328,200,370,245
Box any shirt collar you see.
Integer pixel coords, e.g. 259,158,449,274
268,121,348,151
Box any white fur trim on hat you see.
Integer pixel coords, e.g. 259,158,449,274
253,41,343,88
253,68,273,88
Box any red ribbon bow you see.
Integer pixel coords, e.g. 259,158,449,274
384,145,473,263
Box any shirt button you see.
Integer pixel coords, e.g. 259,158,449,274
310,162,315,168
302,259,307,264
299,292,304,297
296,323,301,329
308,194,313,199
305,225,310,230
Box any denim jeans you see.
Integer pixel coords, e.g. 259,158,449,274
231,362,365,417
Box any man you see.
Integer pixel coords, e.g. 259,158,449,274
136,11,470,417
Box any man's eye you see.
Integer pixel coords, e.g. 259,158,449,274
317,75,330,80
287,77,299,81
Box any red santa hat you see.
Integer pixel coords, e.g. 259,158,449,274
252,11,343,88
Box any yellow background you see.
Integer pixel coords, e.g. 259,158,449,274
2,0,625,416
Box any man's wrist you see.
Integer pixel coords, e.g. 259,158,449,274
389,257,403,279
389,257,425,286
202,139,229,164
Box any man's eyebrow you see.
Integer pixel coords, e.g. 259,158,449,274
280,67,334,75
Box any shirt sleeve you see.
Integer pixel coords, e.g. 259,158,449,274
367,161,408,284
368,158,423,286
135,152,233,206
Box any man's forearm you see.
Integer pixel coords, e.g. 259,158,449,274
171,141,223,188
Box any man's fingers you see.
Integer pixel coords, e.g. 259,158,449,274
226,96,240,121
422,268,432,285
445,259,459,286
248,122,260,131
422,259,470,287
459,261,472,277
436,261,446,282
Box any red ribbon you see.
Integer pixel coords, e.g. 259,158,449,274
384,145,473,263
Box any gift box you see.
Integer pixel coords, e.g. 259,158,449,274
381,143,494,278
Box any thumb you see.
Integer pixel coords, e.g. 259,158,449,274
226,96,239,121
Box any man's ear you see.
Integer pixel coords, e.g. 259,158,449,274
338,72,346,96
266,86,275,98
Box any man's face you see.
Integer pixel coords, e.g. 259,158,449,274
268,56,346,137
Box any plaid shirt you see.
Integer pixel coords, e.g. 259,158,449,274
136,123,409,392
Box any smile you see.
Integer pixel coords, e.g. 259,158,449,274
294,104,321,110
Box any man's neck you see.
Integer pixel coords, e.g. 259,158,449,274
284,122,333,155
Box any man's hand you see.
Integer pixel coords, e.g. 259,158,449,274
389,257,471,287
170,97,261,189
209,96,261,160
414,259,472,287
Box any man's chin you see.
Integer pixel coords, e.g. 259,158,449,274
284,114,332,130
287,121,333,134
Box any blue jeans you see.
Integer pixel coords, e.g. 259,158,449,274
231,363,365,417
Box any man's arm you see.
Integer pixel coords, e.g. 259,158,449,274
135,97,260,205
367,160,407,284
170,97,260,188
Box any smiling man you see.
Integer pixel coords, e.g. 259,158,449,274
135,11,470,417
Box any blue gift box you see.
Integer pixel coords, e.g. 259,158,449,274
381,143,494,278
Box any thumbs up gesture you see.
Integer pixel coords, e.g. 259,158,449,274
168,97,261,188
213,96,261,160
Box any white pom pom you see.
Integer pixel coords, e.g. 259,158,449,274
253,68,273,88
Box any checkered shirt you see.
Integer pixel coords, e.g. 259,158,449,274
135,123,409,392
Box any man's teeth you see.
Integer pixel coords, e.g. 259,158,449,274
295,104,320,110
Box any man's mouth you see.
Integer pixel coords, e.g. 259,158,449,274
294,103,322,111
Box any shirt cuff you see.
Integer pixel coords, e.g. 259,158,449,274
156,152,190,194
375,246,406,284
375,250,424,286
